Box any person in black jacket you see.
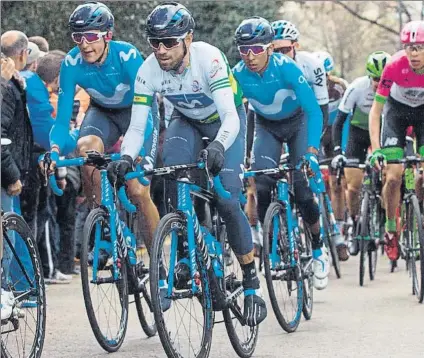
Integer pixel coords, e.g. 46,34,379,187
1,31,33,201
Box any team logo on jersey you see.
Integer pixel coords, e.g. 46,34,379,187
249,89,297,115
192,80,202,92
86,83,131,105
166,93,213,109
313,68,324,87
298,75,307,84
64,53,82,67
209,59,222,78
119,49,137,62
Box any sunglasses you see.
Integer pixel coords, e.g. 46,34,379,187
148,33,187,50
71,31,108,44
274,46,294,55
371,77,381,82
238,44,271,56
403,43,424,53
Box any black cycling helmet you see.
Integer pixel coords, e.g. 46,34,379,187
146,2,195,38
68,2,114,32
234,16,274,46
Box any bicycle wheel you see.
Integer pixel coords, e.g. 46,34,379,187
263,202,303,333
368,197,379,281
133,249,157,337
150,213,214,358
407,196,424,303
358,192,370,287
1,212,46,358
319,194,341,279
299,218,314,320
222,231,259,358
81,208,129,352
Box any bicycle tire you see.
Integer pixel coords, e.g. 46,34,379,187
300,219,314,320
1,212,46,358
134,285,157,337
263,202,303,333
221,230,259,358
150,213,214,358
319,194,341,279
81,208,129,352
407,195,424,303
358,192,370,287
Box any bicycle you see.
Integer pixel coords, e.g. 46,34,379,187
123,155,259,358
336,158,384,286
318,159,342,279
1,140,46,358
46,150,156,352
244,158,314,333
384,156,424,303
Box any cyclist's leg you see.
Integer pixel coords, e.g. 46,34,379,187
345,126,369,220
288,113,329,287
209,106,266,326
125,106,160,255
380,97,408,260
77,105,122,206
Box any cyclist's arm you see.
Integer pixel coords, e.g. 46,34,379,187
370,65,395,151
332,110,349,150
208,56,240,150
120,63,155,160
49,59,77,153
320,103,329,129
288,62,323,151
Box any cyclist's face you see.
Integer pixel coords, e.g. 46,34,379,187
404,43,424,70
272,39,295,59
153,34,192,72
241,44,273,73
76,30,107,63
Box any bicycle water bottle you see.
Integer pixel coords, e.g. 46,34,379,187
122,222,137,265
202,227,223,278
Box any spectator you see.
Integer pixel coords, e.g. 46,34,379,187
28,35,49,53
1,30,34,312
22,41,45,73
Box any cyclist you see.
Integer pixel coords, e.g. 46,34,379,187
369,21,424,261
43,2,160,258
233,17,330,290
314,50,350,260
332,51,391,255
111,2,267,326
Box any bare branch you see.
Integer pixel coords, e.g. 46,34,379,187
334,0,398,35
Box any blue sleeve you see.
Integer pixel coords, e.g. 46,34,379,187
23,74,55,151
286,61,323,149
49,57,77,152
61,129,80,155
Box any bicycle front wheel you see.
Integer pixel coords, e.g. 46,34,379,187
407,196,424,303
81,208,129,352
1,212,46,358
263,202,303,333
150,213,214,358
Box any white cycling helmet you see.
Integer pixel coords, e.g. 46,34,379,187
315,51,334,73
272,20,300,41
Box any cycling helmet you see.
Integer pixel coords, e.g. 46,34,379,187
315,51,334,73
146,2,195,38
68,2,114,32
366,51,391,78
401,21,424,44
234,17,274,46
272,20,299,41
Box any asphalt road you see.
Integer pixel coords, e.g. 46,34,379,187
41,254,424,358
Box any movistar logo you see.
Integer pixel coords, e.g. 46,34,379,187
119,49,137,62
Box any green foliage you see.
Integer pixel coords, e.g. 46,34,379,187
1,1,283,66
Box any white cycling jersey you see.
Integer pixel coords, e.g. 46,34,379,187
121,41,244,160
338,76,374,130
296,51,329,105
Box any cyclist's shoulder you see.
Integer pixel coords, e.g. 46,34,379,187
382,50,405,73
63,46,83,69
232,60,247,75
349,75,370,89
109,40,142,62
297,50,320,67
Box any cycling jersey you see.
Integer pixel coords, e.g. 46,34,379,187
121,41,243,159
339,76,374,130
328,76,348,125
233,53,323,149
295,51,329,105
376,50,424,107
50,40,145,151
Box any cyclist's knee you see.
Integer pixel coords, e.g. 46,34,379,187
298,198,320,225
385,165,403,189
256,178,272,223
77,135,104,156
127,180,152,205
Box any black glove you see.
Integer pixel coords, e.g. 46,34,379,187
107,155,133,188
202,141,225,176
